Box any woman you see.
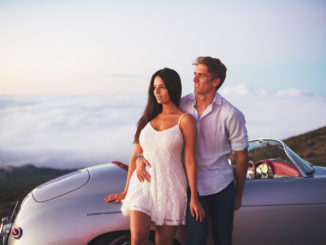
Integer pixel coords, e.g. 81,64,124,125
104,68,204,245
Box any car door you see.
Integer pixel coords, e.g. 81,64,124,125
233,176,326,245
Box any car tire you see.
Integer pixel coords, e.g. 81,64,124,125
108,233,155,245
90,231,180,245
90,231,155,245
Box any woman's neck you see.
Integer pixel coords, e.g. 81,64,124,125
161,101,179,115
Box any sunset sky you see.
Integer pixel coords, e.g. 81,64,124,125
1,0,326,168
1,0,325,95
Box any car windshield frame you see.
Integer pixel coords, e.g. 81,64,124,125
283,144,315,176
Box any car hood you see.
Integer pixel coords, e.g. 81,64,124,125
32,162,127,203
32,169,90,202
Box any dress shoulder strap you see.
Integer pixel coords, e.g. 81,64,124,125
178,113,187,125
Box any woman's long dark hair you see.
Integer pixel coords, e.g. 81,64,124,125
134,68,182,143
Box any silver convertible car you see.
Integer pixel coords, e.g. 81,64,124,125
1,139,326,245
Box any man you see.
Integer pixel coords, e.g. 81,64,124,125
136,56,248,245
180,56,248,245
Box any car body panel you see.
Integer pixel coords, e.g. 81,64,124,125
242,177,326,206
33,169,90,202
234,204,326,245
2,139,326,245
4,165,125,245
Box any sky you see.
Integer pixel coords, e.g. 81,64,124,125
1,0,326,95
1,0,326,169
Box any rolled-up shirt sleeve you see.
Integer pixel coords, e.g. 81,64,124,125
226,108,248,151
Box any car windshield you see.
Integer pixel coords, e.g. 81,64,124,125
248,139,291,164
247,139,314,178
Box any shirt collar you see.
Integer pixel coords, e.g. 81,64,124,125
213,92,222,105
188,92,222,105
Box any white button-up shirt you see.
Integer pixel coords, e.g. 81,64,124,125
180,92,248,196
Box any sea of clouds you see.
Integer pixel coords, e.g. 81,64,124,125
1,86,326,169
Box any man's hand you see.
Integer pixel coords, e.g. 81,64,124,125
234,195,242,210
136,156,151,182
104,192,126,203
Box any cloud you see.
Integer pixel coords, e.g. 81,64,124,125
275,89,314,97
220,85,326,140
220,85,315,97
0,94,146,168
220,85,253,96
1,90,326,169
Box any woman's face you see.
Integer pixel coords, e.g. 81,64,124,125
153,76,171,104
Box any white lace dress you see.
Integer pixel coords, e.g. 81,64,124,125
121,114,188,225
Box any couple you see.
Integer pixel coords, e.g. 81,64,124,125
105,56,249,245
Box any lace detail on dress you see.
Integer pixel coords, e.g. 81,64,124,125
121,114,188,225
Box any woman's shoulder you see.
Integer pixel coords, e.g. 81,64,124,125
179,113,196,126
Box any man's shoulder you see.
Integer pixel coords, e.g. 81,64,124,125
219,95,241,112
218,94,245,120
180,93,194,110
181,93,195,102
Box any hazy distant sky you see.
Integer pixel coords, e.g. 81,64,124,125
1,0,326,95
1,0,326,168
1,90,326,169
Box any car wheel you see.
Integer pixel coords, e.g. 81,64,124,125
90,231,155,245
106,233,181,245
108,233,155,245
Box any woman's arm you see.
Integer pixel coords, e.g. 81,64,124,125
104,143,142,203
180,114,205,222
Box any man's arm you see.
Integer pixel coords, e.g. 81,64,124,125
104,143,143,203
135,155,151,182
234,148,248,210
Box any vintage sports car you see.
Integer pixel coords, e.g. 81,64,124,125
1,139,326,245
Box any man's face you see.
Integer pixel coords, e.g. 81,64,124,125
193,64,220,95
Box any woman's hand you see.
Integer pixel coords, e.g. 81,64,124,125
190,197,205,222
104,192,126,204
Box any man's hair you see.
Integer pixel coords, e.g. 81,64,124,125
193,56,227,91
